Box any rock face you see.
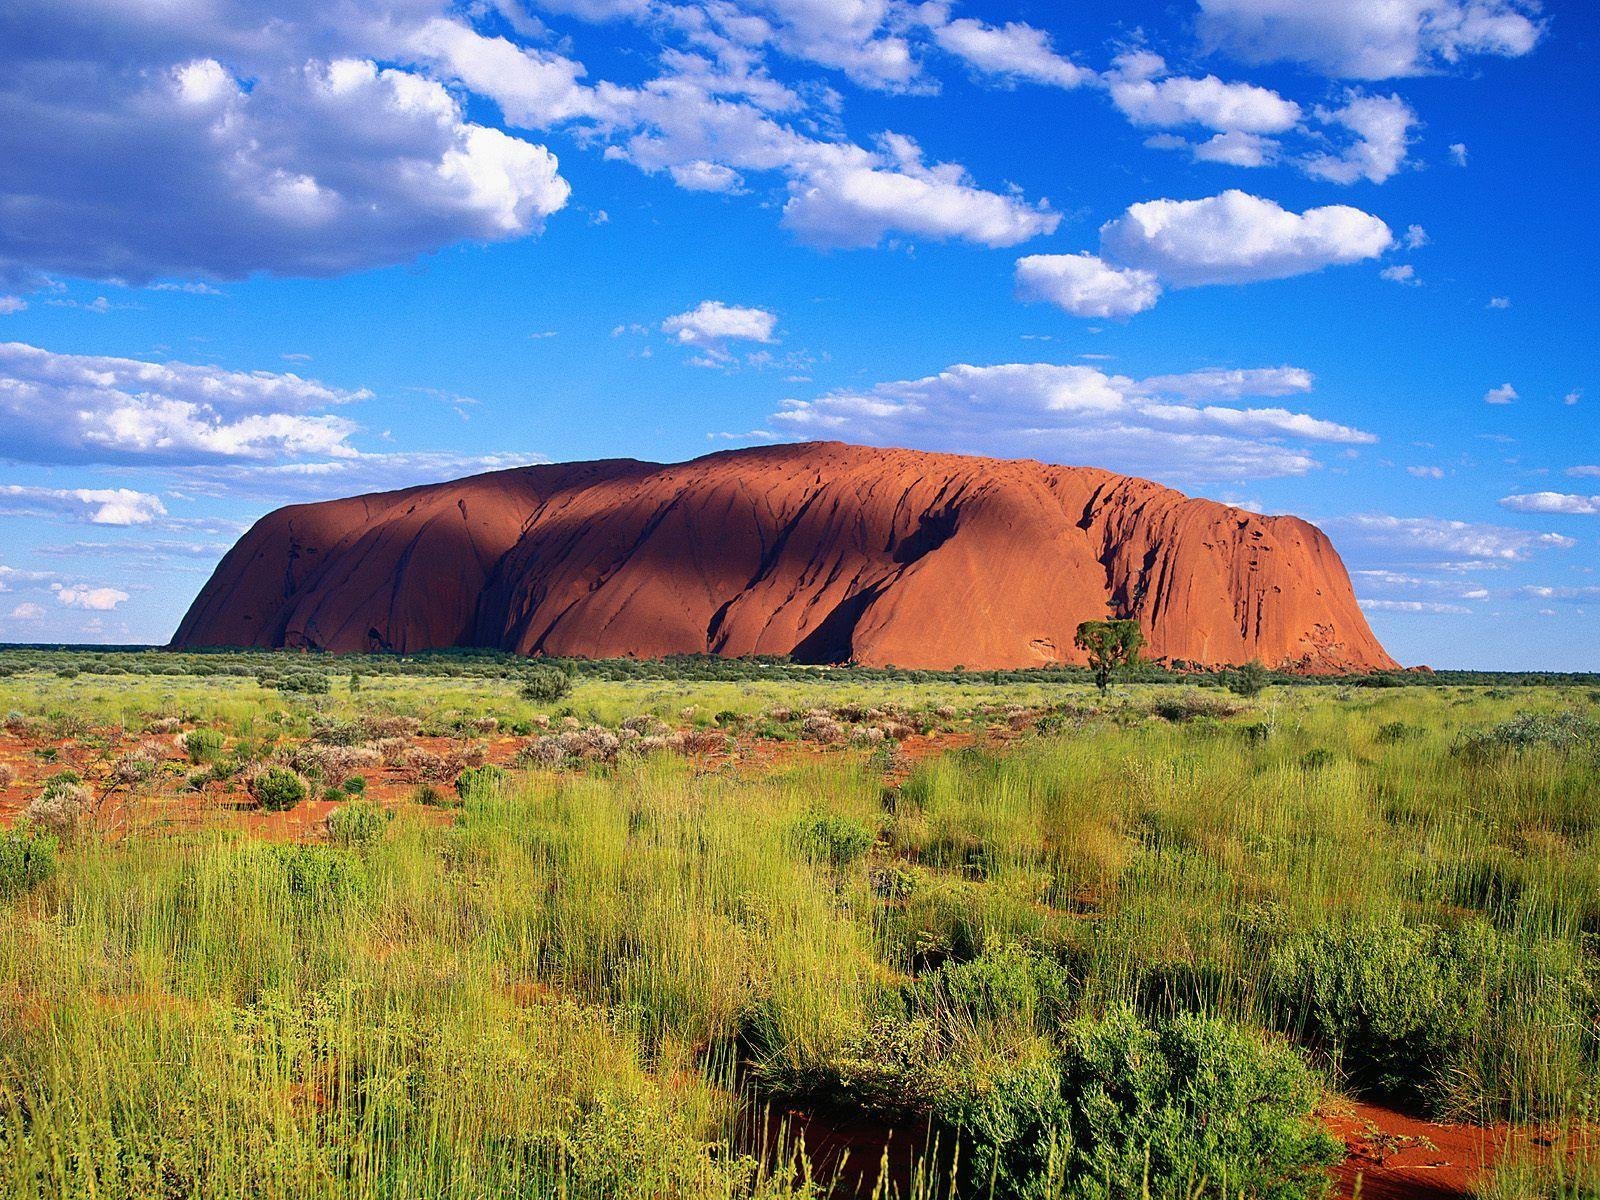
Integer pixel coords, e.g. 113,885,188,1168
172,442,1397,672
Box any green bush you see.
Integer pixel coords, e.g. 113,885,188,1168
265,843,366,902
183,728,224,765
1454,711,1599,760
327,801,389,848
411,783,452,807
250,767,308,812
518,666,572,705
454,764,507,801
1268,919,1596,1118
905,943,1076,1035
277,671,331,695
0,827,58,899
1375,721,1420,743
940,1007,1340,1200
1298,747,1335,771
1227,660,1269,698
791,810,875,868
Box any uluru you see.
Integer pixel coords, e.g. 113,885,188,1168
171,442,1397,673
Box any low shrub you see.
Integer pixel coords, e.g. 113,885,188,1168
0,826,58,898
455,764,507,801
1454,711,1599,760
250,767,308,812
265,843,366,902
518,666,572,705
1375,721,1421,743
0,762,15,789
327,801,390,848
1265,918,1594,1117
939,1007,1340,1200
1298,747,1336,771
790,810,875,868
1149,691,1246,723
1239,721,1273,744
1227,660,1270,698
411,783,451,807
277,671,331,695
25,776,94,839
182,728,225,765
904,944,1076,1036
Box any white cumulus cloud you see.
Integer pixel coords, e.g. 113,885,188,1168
1019,190,1391,317
662,300,779,346
0,19,572,287
0,485,167,525
1099,191,1394,287
0,342,369,465
1015,254,1162,319
1485,383,1518,404
1499,492,1600,516
1106,61,1301,135
927,14,1092,89
1303,91,1418,185
1196,0,1545,79
53,583,130,610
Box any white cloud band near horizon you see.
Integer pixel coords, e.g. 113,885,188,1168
765,360,1373,482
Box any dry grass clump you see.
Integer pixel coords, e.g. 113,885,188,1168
676,729,727,756
517,726,627,768
290,743,382,782
366,715,422,739
801,714,844,743
397,746,457,783
25,780,94,839
144,716,183,735
107,748,160,788
0,762,16,790
621,714,671,738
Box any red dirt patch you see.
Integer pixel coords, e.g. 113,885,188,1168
1326,1101,1511,1199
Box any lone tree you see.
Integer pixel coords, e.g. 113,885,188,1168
1074,619,1145,693
1228,660,1269,698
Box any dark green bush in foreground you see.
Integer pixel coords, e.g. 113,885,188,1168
940,1006,1340,1200
0,826,58,898
250,767,307,812
455,764,508,801
790,810,876,868
1266,919,1598,1118
326,801,389,848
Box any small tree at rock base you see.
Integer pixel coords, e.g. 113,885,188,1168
1228,659,1269,697
518,665,572,705
1074,619,1145,694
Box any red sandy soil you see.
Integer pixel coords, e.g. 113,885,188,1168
1326,1101,1511,1199
172,441,1396,672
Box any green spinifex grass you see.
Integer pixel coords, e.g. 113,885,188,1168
0,677,1597,1198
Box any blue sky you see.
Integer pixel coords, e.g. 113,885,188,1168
0,0,1594,669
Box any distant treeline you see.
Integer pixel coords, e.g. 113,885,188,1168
0,644,1595,689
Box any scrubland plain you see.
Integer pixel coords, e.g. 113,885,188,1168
0,651,1596,1199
